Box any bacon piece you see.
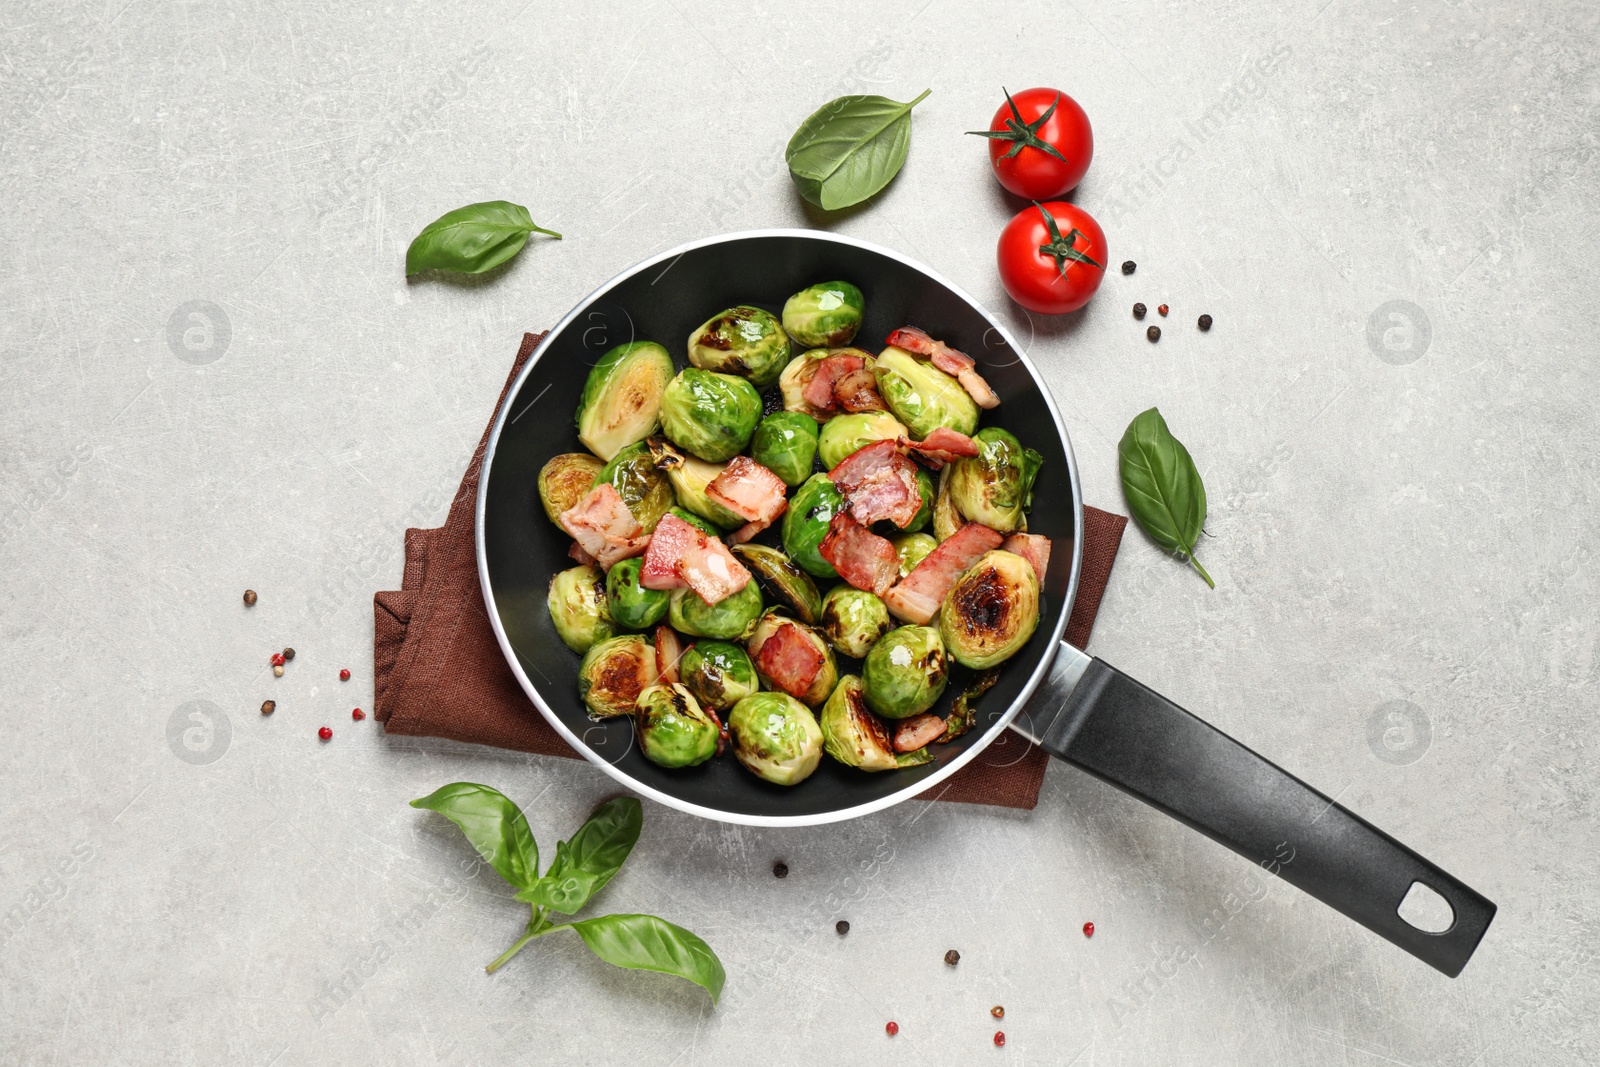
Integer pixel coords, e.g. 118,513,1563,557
724,516,773,545
752,620,827,701
884,325,1000,410
818,513,900,596
828,439,922,528
654,625,685,684
560,483,648,569
640,514,752,604
883,522,1005,623
568,541,598,567
707,457,789,526
640,514,697,590
899,428,980,469
801,356,846,414
893,713,946,753
1001,533,1052,583
833,364,885,412
885,325,939,356
957,367,1001,409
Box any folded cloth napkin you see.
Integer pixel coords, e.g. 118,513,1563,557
375,332,1127,810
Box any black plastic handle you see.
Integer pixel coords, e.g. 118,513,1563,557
1031,654,1496,976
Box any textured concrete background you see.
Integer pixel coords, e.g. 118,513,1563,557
2,0,1596,1062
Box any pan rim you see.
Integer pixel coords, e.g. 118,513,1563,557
475,227,1083,827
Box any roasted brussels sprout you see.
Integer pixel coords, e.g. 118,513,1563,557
781,473,846,579
816,411,910,471
782,281,865,348
635,683,721,768
659,368,762,463
945,427,1044,535
730,544,822,624
932,463,963,541
939,550,1041,669
819,676,931,771
861,625,949,719
605,558,669,631
647,437,744,530
906,468,936,533
750,411,820,488
577,633,657,718
779,348,831,419
538,453,604,528
679,640,760,712
668,505,722,536
548,565,615,653
593,440,675,533
576,341,675,461
819,585,892,658
746,611,838,707
668,582,764,640
687,306,790,388
874,347,979,440
727,692,824,786
890,532,938,577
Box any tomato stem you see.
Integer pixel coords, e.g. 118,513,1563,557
965,88,1072,163
1031,202,1103,275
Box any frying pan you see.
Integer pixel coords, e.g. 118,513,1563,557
476,229,1495,977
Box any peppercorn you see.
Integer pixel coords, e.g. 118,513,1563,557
1157,304,1169,317
318,726,332,741
1083,921,1095,938
1198,314,1213,331
270,652,285,667
273,665,284,677
836,920,850,935
1146,326,1161,343
773,862,788,879
260,700,275,715
994,1031,1006,1047
339,668,351,681
885,1021,899,1037
352,708,366,721
242,589,257,606
1132,302,1147,320
282,647,295,661
991,1005,1005,1019
1120,260,1136,275
944,949,960,966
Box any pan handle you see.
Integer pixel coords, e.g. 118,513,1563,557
1023,648,1496,977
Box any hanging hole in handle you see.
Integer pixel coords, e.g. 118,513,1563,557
1397,880,1455,933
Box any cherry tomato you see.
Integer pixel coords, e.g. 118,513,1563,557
971,87,1093,199
997,201,1107,315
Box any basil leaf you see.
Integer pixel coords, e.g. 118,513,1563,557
1117,407,1215,588
410,782,539,891
566,913,726,1004
515,796,641,914
785,90,931,210
405,200,561,276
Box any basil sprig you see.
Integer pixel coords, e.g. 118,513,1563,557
410,785,725,1002
404,200,561,276
785,90,931,210
1118,407,1215,588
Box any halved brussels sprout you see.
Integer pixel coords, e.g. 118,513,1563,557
668,505,721,536
549,565,615,653
577,633,657,718
668,582,764,640
635,683,721,768
889,532,937,577
679,640,760,712
816,411,910,471
932,463,963,541
593,440,674,533
779,348,831,419
781,473,846,579
874,347,979,441
819,585,892,658
820,675,931,771
782,281,865,348
576,341,675,461
861,625,948,719
731,544,822,624
939,550,1041,669
906,468,935,533
746,611,838,707
606,558,669,631
659,368,762,463
538,453,605,528
687,306,790,388
727,692,824,786
946,427,1044,535
750,411,820,488
647,437,744,530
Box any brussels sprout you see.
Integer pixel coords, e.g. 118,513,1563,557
782,281,865,348
874,347,979,440
577,633,657,718
906,467,936,533
647,437,744,530
659,368,762,463
548,565,616,653
819,676,931,771
605,558,669,631
889,532,938,577
593,441,675,533
932,463,963,541
781,473,846,579
819,585,892,658
816,411,910,471
687,306,791,388
727,692,824,786
861,625,949,719
635,683,721,768
946,427,1044,536
668,505,721,536
538,453,605,528
750,411,820,488
746,611,838,707
779,348,831,419
668,582,764,640
576,341,675,461
730,544,822,624
679,640,760,712
939,550,1041,669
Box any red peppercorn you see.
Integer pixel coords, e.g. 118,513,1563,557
885,1021,899,1037
318,727,333,741
271,652,286,667
994,1031,1006,1047
339,668,351,681
1083,921,1095,937
352,708,366,721
1157,304,1169,317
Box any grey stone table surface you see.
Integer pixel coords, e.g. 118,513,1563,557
2,0,1595,1063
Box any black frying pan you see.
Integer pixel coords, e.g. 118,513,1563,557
476,230,1495,977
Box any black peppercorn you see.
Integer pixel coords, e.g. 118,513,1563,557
836,920,850,935
1133,303,1147,320
243,589,257,606
260,699,275,715
1147,325,1161,342
1121,260,1136,275
1198,314,1213,331
282,647,295,661
773,862,788,879
944,949,960,966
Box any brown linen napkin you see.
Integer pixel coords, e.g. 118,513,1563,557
375,332,1128,810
